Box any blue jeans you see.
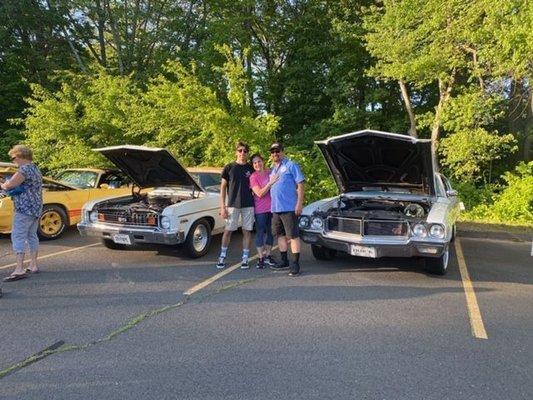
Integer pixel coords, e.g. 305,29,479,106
12,212,39,254
255,212,273,248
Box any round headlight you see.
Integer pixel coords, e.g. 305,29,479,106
160,216,171,229
89,211,98,223
429,224,445,238
299,216,310,228
412,223,427,237
311,217,324,230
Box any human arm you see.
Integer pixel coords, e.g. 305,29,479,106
295,182,304,216
0,172,25,190
251,173,278,198
219,178,229,219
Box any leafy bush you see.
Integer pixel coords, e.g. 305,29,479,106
287,147,337,204
439,128,517,183
462,162,533,225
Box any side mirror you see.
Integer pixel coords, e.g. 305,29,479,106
446,189,458,197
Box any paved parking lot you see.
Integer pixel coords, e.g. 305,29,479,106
0,228,531,399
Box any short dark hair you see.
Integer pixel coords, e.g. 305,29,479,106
235,141,249,152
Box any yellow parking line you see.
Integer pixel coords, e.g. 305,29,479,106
455,237,488,340
0,243,101,271
184,247,278,296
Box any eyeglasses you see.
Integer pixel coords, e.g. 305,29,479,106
270,149,281,154
237,148,248,153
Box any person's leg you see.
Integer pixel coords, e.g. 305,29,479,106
254,213,266,268
240,208,255,268
27,216,40,272
284,212,301,275
264,212,273,257
9,213,29,276
217,208,238,268
270,213,289,270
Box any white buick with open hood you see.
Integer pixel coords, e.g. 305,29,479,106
299,130,461,275
77,145,224,258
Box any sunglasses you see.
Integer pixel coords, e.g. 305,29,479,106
270,149,281,154
237,148,248,153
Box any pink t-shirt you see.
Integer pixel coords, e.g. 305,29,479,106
249,169,272,214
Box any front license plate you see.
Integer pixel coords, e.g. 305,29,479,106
112,234,131,245
350,244,376,258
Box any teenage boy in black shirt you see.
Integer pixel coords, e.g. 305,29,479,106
216,141,255,269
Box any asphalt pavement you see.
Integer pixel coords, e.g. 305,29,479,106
0,228,531,399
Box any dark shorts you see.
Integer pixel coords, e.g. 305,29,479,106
272,212,299,239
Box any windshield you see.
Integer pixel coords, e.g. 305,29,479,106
190,172,221,193
56,170,98,189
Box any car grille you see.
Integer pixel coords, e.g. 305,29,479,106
363,220,408,236
97,211,159,227
326,217,362,235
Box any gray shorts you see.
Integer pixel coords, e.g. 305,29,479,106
225,207,255,231
12,212,39,253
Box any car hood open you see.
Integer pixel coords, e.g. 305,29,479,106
315,130,436,195
94,145,202,191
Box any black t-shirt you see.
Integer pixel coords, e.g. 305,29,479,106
221,162,255,208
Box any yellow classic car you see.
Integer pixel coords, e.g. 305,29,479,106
0,166,131,240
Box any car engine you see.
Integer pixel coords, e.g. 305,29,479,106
93,188,191,226
318,197,431,236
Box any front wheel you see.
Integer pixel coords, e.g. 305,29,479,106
184,218,212,258
38,205,68,240
424,247,450,275
311,244,337,261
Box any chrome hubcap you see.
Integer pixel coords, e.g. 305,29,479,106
192,224,208,252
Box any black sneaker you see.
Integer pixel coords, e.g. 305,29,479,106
256,258,265,269
240,260,250,269
265,255,277,267
216,259,226,269
288,263,300,276
270,261,289,271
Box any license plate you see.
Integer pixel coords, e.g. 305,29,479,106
350,244,376,258
112,234,131,245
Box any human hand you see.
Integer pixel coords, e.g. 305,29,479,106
295,204,303,216
220,206,228,219
269,174,279,185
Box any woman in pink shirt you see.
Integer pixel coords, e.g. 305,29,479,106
249,153,278,268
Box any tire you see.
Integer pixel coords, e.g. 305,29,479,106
424,246,450,275
184,218,212,258
311,244,337,261
450,224,457,242
101,238,128,250
38,205,68,240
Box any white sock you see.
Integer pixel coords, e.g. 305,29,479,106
219,247,228,262
242,249,250,262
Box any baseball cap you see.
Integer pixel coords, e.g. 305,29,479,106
269,142,284,152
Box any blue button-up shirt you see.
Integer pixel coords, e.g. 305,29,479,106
269,157,305,213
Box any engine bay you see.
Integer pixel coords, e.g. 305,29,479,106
95,188,192,215
321,197,431,221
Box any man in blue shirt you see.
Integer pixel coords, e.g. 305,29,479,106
268,142,305,276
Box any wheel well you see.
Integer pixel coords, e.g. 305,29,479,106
43,203,70,226
202,216,215,230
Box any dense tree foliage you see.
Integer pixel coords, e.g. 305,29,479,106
0,0,531,223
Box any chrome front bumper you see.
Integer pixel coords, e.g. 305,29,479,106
77,222,184,245
300,230,447,258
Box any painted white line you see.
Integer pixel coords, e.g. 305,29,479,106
0,242,101,271
184,247,278,296
455,237,488,340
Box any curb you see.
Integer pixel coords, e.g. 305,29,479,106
457,227,533,242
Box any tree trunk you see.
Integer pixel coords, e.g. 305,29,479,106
431,77,454,155
399,80,417,138
524,86,532,161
